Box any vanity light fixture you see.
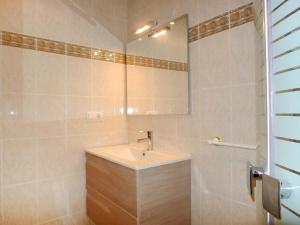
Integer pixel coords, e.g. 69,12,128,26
135,20,159,35
170,21,175,25
151,27,169,38
151,29,167,38
135,25,151,34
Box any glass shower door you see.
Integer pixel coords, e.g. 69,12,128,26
270,0,300,224
254,0,300,224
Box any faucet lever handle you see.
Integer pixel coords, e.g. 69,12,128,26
138,130,152,137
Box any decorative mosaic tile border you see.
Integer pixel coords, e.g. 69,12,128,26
126,54,188,72
188,2,254,42
0,2,253,72
0,31,187,71
1,31,126,64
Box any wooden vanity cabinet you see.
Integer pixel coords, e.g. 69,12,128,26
86,153,191,225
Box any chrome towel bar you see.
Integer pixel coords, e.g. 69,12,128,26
207,137,257,150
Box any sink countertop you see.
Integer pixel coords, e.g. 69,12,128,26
85,144,191,170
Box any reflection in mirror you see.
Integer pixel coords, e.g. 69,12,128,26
126,15,189,115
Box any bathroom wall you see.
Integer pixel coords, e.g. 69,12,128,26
127,0,257,225
0,0,127,224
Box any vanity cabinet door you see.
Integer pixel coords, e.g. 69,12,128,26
138,161,191,225
87,186,137,225
86,153,137,216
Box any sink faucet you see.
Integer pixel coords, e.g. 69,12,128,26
137,130,153,151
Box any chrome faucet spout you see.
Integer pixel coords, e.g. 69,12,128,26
137,130,153,151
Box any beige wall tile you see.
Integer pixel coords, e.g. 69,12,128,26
232,85,256,145
67,174,86,213
3,139,37,185
67,57,92,96
230,23,255,85
91,97,114,116
231,201,256,225
199,88,232,142
3,182,38,225
2,94,37,139
176,115,201,140
230,0,253,10
92,61,124,98
35,0,72,42
153,116,178,138
38,178,68,223
63,1,93,47
200,191,231,225
196,31,231,89
198,0,230,22
36,95,66,138
91,0,128,43
0,0,37,36
66,119,93,136
37,138,67,179
1,47,37,94
67,96,91,119
36,52,66,95
36,95,66,121
231,148,256,206
66,135,99,175
197,144,232,198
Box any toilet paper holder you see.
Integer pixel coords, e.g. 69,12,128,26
246,161,292,219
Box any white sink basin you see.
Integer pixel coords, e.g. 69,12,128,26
85,144,191,170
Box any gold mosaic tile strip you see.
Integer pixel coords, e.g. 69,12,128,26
66,43,91,59
153,59,169,70
91,48,104,60
0,31,126,64
188,25,199,43
103,51,115,62
188,2,254,42
199,12,230,39
230,3,254,28
1,30,186,71
114,52,126,64
2,31,36,50
37,38,65,55
135,56,153,67
1,2,254,72
169,61,188,71
128,56,188,72
125,54,187,72
126,54,135,65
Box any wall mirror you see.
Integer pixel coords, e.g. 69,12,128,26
126,15,189,115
